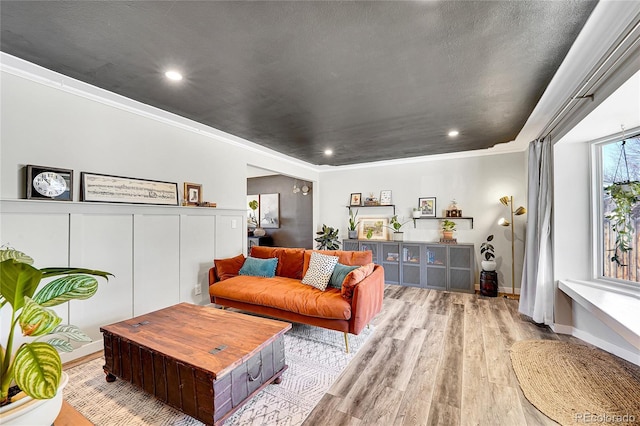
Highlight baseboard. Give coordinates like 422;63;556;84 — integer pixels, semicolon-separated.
474;283;520;295
60;340;104;364
551;324;639;366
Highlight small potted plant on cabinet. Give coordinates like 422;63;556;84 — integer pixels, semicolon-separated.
441;219;456;240
480;234;497;271
412;208;422;219
347;209;359;239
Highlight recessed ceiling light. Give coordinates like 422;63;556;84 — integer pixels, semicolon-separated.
448;130;459;137
324;149;333;156
165;70;183;81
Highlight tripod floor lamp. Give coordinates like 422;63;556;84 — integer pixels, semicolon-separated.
498;196;526;297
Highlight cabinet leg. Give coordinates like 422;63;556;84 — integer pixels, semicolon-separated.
273;376;282;384
103;365;117;383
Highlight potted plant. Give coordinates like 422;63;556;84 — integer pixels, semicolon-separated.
0;247;111;424
480;234;497;271
441;219;456;240
412;208;422;219
387;215;410;242
605;181;640;266
248;199;266;237
315;225;341;250
347;209;359;239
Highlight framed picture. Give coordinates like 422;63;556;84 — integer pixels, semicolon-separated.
184;182;202;206
26;165;73;201
419;197;436;217
260;193;280;228
350;193;362;206
380;190;392;205
358;217;389;240
80;172;178;205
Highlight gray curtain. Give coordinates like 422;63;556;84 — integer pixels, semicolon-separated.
519;137;554;324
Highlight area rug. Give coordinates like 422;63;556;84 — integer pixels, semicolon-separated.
64;323;373;425
510;340;640;426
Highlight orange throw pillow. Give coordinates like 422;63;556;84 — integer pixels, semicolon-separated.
341;263;375;302
214;254;246;281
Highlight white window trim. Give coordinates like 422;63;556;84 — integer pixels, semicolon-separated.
589;125;640;297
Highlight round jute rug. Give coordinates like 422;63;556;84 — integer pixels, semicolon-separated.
510;340;640;426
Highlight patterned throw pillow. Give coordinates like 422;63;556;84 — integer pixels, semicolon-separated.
301;252;339;291
329;263;359;289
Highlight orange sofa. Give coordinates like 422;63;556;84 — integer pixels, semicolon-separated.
209;246;384;350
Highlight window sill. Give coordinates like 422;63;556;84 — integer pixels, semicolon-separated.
558;279;639;350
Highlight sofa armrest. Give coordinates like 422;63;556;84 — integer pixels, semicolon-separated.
349;265;384;335
209;267;219;286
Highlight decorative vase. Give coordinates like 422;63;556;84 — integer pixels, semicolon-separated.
443;230;454;240
252;227;266;237
392;232;404;242
481;260;497;271
348;230;358;239
0;372;68;425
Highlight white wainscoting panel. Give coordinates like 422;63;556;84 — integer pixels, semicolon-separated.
179;215;216;305
133;214;180;316
215;213;245;258
69;213;134;340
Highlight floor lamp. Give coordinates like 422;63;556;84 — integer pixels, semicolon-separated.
498;196;526;298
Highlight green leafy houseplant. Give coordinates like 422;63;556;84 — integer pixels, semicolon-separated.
348;209;359;232
387;215;410;233
248;199;259;227
441;219;456;232
605;181;640;265
480;235;495;261
315;225;341;250
0;247;111;406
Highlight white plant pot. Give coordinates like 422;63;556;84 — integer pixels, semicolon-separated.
392;232;404;242
0;372;69;426
412;211;422;219
481;260;497;271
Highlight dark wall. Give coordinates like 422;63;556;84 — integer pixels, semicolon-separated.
248;175;313;248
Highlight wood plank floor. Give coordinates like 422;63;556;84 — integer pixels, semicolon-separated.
304;285;577;426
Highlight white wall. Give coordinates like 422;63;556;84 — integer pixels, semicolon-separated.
318;151;527;290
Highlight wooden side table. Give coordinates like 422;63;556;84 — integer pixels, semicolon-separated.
480;270;498;297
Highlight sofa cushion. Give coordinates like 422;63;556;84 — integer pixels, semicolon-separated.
342;263;376;302
214;254;246;281
250;246;305;279
210;275;352;320
239;256;278;278
329;263;359;289
301;252;339;291
302;250;372;276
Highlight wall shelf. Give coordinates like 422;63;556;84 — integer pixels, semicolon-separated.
346;204;396;215
412;216;474;229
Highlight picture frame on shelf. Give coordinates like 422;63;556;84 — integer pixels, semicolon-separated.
80;172;179;205
357;217;389;240
184;182;202;206
419;197;436;217
26;165;73;201
350;193;362;206
379;190;392;205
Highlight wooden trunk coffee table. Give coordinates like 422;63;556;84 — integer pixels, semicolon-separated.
100;303;291;425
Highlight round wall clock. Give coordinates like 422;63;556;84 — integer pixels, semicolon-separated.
26;165;73;201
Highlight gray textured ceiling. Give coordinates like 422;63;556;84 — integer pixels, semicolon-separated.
1;1;597;166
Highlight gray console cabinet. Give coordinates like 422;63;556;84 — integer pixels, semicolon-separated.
343;240;474;293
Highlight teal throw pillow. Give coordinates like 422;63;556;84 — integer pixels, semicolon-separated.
239;256;278;278
329;263;359;289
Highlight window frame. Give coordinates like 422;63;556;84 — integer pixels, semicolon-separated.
590;126;640;296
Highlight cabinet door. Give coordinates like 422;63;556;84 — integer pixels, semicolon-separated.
342;240;359;251
448;245;474;293
359;241;379;264
424;245;447;290
380;243;400;284
401;243;421;287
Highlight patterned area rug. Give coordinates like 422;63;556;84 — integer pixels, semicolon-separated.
64;323;373;425
510;340;640;426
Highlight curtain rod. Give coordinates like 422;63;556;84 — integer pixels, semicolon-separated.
538;18;640;140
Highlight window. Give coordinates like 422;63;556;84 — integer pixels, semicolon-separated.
597;133;640;284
